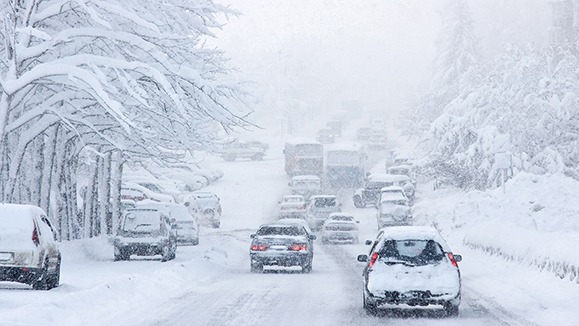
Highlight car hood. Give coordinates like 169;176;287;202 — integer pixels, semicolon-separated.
367;261;460;295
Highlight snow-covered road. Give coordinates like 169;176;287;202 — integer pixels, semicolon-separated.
1;142;576;326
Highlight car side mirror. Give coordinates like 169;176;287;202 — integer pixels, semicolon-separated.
309;234;317;240
356;220;360;224
250;234;256;239
357;254;368;262
365;240;373;245
184;202;190;207
454;254;462;262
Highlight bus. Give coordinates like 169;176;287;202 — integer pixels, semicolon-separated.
284;139;324;176
325;142;367;188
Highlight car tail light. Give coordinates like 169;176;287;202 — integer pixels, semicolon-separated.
368;252;379;268
32;222;39;247
447;252;459;268
251;244;267;251
289;244;307;251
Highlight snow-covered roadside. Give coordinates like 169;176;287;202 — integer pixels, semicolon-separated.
410;172;579;325
413;172;579;284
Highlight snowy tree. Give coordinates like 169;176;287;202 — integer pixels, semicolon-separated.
0;0;250;239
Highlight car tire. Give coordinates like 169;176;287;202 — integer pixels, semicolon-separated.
444;302;459;317
114;248;130;261
212;221;220;228
302;262;312;273
250;262;263;273
191;238;199;246
363;293;377;316
353;196;363;208
161;245;171;262
47;258;61;289
32;259;49;290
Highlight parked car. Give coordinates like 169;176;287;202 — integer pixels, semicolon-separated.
289;175;322;201
249;223;316;273
353;174;413;208
278;195;307;219
356;127;372;140
220;141;267;161
185;191;222;228
320;213;359;244
376;193;412;228
121;182;176;203
305;195;341;230
357;226;462;316
137;201;199;246
0;204;61;290
114;208;177;261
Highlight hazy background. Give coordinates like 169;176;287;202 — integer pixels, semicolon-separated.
211;0;551;135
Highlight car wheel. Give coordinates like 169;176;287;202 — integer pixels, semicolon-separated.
114;248;130;261
444;302;459;317
363;293;377;316
32;259;49;290
161;245;171;262
191;238;199;246
47;258;61;289
212;221;220;228
250;262;263;273
302;262;312;273
353;196;363;208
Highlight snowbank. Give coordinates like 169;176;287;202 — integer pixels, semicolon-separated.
413;172;579;283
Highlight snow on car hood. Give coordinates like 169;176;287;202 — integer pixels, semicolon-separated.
367;260;460;295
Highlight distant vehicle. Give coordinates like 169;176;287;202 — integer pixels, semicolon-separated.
326;120;343;137
184;191;222;228
368;130;387;149
284;139;324;176
114;208;177;261
278;195;307;219
353;173;413;208
121;182;176;203
357;127;372;140
316;128;335;144
376;193;412;228
289;175;322;201
320;213;359;244
137;201;199;246
325;143;367;188
378;185;411;205
250;224;316;273
220;141;267;161
305;195;341;230
387;165;416;185
0;204;61;290
357;226;462;316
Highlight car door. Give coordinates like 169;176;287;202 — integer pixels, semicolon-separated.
38;214;60;271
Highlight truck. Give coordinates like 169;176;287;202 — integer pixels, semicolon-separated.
284;139;324;176
325;143;366;188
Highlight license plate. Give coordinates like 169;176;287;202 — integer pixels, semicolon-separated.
270;245;287;251
0;252;12;261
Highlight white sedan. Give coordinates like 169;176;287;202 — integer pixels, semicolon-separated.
320;213;359;244
278;195;307;218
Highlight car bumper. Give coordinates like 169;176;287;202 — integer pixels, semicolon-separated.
250;251;310;267
366;288;461;307
114;238;168;256
0;266;43;284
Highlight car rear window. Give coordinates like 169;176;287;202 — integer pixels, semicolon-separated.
378;239;444;265
122;210;161;233
313;197;336;207
257;226;305;236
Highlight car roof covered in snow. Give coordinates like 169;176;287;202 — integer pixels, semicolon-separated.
368;173;411;183
379;192;408;202
291;175;320;181
377;226;451;251
285;138;321;145
310;195;337;199
0;204;45;227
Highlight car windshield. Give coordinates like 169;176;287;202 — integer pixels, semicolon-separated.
330;215;353;221
378;240;444;265
313;197;337;207
293;181;319;188
122;210;161;233
257;226;305;236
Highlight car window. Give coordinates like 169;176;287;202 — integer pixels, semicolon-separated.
378;239;444;265
257;226;305;236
